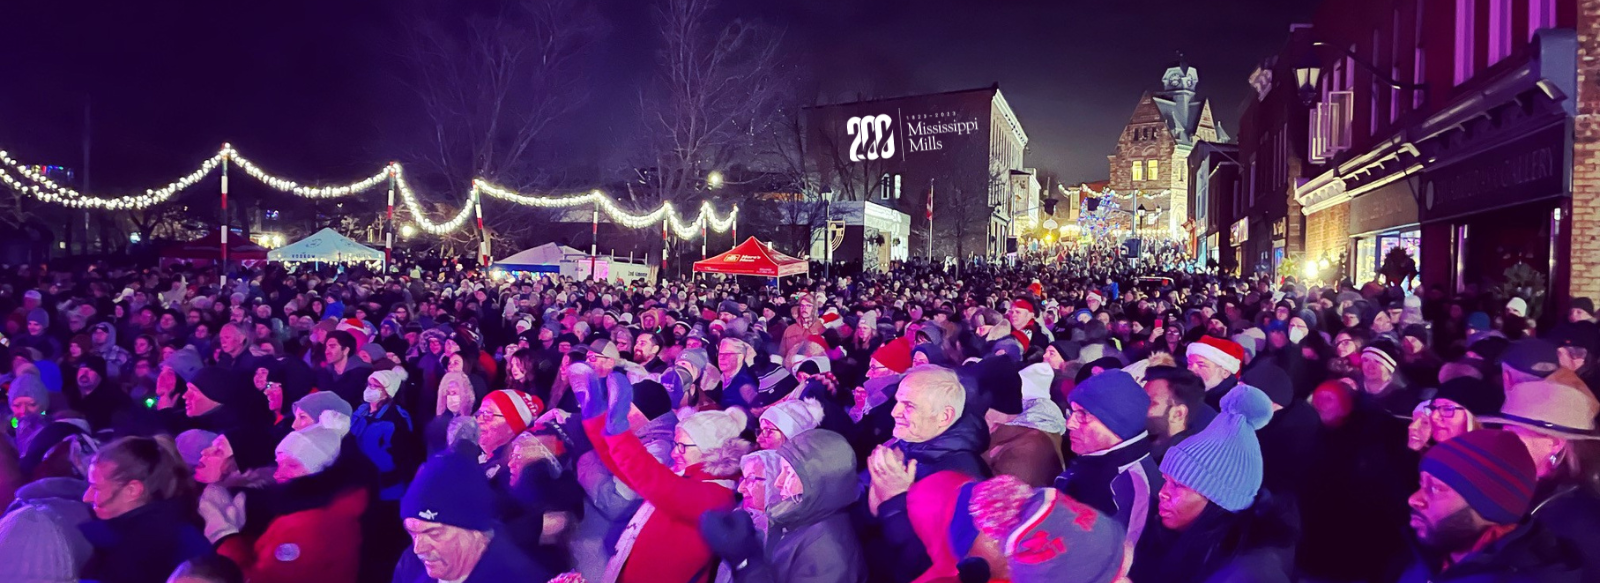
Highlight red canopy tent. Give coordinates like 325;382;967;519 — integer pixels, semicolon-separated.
693;237;809;278
160;232;269;263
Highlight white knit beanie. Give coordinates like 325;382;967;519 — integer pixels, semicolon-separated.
679;408;749;451
276;411;349;476
1018;363;1054;401
760;398;825;439
369;368;409;398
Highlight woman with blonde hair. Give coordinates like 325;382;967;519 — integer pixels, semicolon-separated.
80;435;210;583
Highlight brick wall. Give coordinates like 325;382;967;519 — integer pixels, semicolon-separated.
1304;201;1350;267
1571;0;1600;300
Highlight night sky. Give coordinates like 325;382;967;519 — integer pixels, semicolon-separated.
0;0;1318;200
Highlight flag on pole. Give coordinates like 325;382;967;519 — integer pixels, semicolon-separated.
926;182;934;221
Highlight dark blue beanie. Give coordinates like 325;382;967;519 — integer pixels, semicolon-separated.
402;451;496;532
1068;370;1150;440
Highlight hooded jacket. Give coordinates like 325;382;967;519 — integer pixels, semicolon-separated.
895;412;990;481
91;323;130;380
762;429;866;583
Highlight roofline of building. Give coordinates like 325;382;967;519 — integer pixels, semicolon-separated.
802;84;1001;110
992;88;1029;147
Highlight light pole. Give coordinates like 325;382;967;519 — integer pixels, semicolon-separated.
1294;41;1428;106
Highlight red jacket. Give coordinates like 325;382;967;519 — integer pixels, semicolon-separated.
218;478;369;583
584;417;737;583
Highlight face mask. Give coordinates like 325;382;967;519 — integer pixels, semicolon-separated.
363;387;385;404
447;394;463;411
1289;328;1308;343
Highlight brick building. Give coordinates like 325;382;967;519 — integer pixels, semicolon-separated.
803;85;1031;261
1107;62;1228;244
1233;26;1317;279
1286;0;1588;320
1187;141;1241;271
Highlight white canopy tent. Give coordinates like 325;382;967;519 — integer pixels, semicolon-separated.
268;228;385;264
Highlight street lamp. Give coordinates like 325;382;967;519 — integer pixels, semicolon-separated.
1297;41;1427;106
401;224;417;239
707;171;724;190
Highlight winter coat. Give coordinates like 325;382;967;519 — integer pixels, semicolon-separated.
730;429;866;583
350;401;421;501
1130;491;1298;583
218;441;376;583
1;477;93;574
1257;401;1319;500
1203;375;1239;411
1396;520;1582;583
1054;432;1161;554
80;498;213;583
500;455;586;575
1297;396;1417;582
983;423;1062;488
391;526;549;583
69;383;137;433
92;325;131;380
217;348;261;377
1528;484;1600;582
316;358;373;408
584;415;741;583
895;412;990;481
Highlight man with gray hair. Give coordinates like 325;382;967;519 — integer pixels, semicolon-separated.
215;321;258;376
864;364;990;582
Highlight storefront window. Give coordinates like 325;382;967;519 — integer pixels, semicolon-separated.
1355;237;1377;284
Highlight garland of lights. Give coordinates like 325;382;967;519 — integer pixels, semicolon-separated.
0;144;738;238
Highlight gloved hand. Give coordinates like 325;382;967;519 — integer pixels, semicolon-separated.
698;509;763;566
604;374;633;436
197;484;247;543
571;364;607;420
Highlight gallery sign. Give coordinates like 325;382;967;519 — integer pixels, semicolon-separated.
1420;120;1570;223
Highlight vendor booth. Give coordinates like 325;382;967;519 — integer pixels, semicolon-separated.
495;243;654;282
160;232;268;267
268;228;384;265
694;237;809;278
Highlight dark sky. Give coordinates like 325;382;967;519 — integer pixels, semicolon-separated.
0;0;1318;198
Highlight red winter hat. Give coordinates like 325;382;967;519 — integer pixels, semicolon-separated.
1012;298;1035;313
872;337;915;374
1188;336;1245;375
484;389;544;434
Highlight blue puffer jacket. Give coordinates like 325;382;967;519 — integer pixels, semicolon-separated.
350;402;421;501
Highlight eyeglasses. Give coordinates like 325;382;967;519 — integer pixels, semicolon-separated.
673;441;698;454
1425;402;1465;419
475;409;505;422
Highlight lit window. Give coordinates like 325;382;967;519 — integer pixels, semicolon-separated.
1488;0;1511;65
1146;160;1159;181
1529;0;1556;40
1132;161;1144;182
1455;0;1476;86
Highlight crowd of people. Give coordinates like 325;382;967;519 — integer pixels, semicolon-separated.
0;243;1595;583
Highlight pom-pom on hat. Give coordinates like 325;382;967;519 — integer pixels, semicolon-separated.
1187;336;1244;375
1159;384;1273;511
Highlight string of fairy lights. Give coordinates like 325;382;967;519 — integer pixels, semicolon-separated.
0;143;739;239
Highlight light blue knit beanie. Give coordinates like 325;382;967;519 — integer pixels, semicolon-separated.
1157;384;1273;512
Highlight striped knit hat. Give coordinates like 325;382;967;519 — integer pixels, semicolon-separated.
1187;336;1244;375
484;390;543;435
1159;384;1273;511
1420;429;1536;524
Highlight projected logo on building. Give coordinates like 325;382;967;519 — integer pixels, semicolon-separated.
847;114;896;162
846;111;980;162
